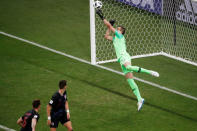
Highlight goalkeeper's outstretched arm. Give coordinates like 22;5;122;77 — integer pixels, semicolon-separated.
96;9;116;33
96;9;116;41
103;19;116;33
105;28;113;41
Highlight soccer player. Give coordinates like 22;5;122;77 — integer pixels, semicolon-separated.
96;9;159;111
17;99;41;131
47;80;73;131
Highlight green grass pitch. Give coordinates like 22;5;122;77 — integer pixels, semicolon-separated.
0;0;197;130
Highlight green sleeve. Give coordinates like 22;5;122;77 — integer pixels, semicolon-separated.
115;30;123;39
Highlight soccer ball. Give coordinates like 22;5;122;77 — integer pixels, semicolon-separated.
93;1;103;9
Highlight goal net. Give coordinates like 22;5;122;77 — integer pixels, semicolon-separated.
90;0;197;66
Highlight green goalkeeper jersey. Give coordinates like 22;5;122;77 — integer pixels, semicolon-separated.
113;30;128;59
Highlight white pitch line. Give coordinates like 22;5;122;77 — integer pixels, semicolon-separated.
1;31;197;101
0;125;16;131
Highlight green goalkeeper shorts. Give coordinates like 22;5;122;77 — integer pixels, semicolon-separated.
118;53;131;65
118;53;132;74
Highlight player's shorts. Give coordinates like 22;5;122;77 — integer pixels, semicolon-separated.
50;110;70;128
118;53;131;65
118;53;132;74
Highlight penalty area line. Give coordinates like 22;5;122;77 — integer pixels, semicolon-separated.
0;124;16;131
0;31;197;101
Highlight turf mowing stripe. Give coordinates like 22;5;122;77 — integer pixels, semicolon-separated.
1;31;197;101
0;124;16;131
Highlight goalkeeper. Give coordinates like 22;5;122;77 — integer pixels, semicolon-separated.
96;9;159;111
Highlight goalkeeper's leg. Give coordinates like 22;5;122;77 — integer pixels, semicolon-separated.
124;62;159;77
119;54;159;77
121;65;144;111
126;73;142;102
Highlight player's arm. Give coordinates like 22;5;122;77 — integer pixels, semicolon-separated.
47;94;57;125
46;104;52;125
95;9;116;33
17;117;23;127
104;28;113;41
105;20;122;39
65;101;70;119
103;19;116;33
31;118;37;131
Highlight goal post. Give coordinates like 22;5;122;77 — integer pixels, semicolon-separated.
90;0;197;66
90;0;96;65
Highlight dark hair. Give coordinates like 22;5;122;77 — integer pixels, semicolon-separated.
118;26;126;35
59;80;67;89
32;99;41;108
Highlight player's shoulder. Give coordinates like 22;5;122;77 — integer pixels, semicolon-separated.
115;30;124;39
23;109;35;118
52;91;60;98
32;109;40;119
26;109;32;113
24;110;33;115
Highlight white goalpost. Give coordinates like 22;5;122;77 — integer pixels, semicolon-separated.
90;0;197;66
90;0;96;65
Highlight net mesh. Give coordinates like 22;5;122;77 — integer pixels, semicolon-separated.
162;0;197;62
94;0;197;64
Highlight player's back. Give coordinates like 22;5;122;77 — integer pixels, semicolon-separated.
21;109;39;131
50;91;67;113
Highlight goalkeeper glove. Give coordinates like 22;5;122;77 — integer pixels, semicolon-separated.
96;9;104;20
109;20;116;26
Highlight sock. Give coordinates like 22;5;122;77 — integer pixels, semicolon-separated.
127;79;142;102
126;65;151;74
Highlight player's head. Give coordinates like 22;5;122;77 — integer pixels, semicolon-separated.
117;26;126;35
59;80;67;90
32;99;41;109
